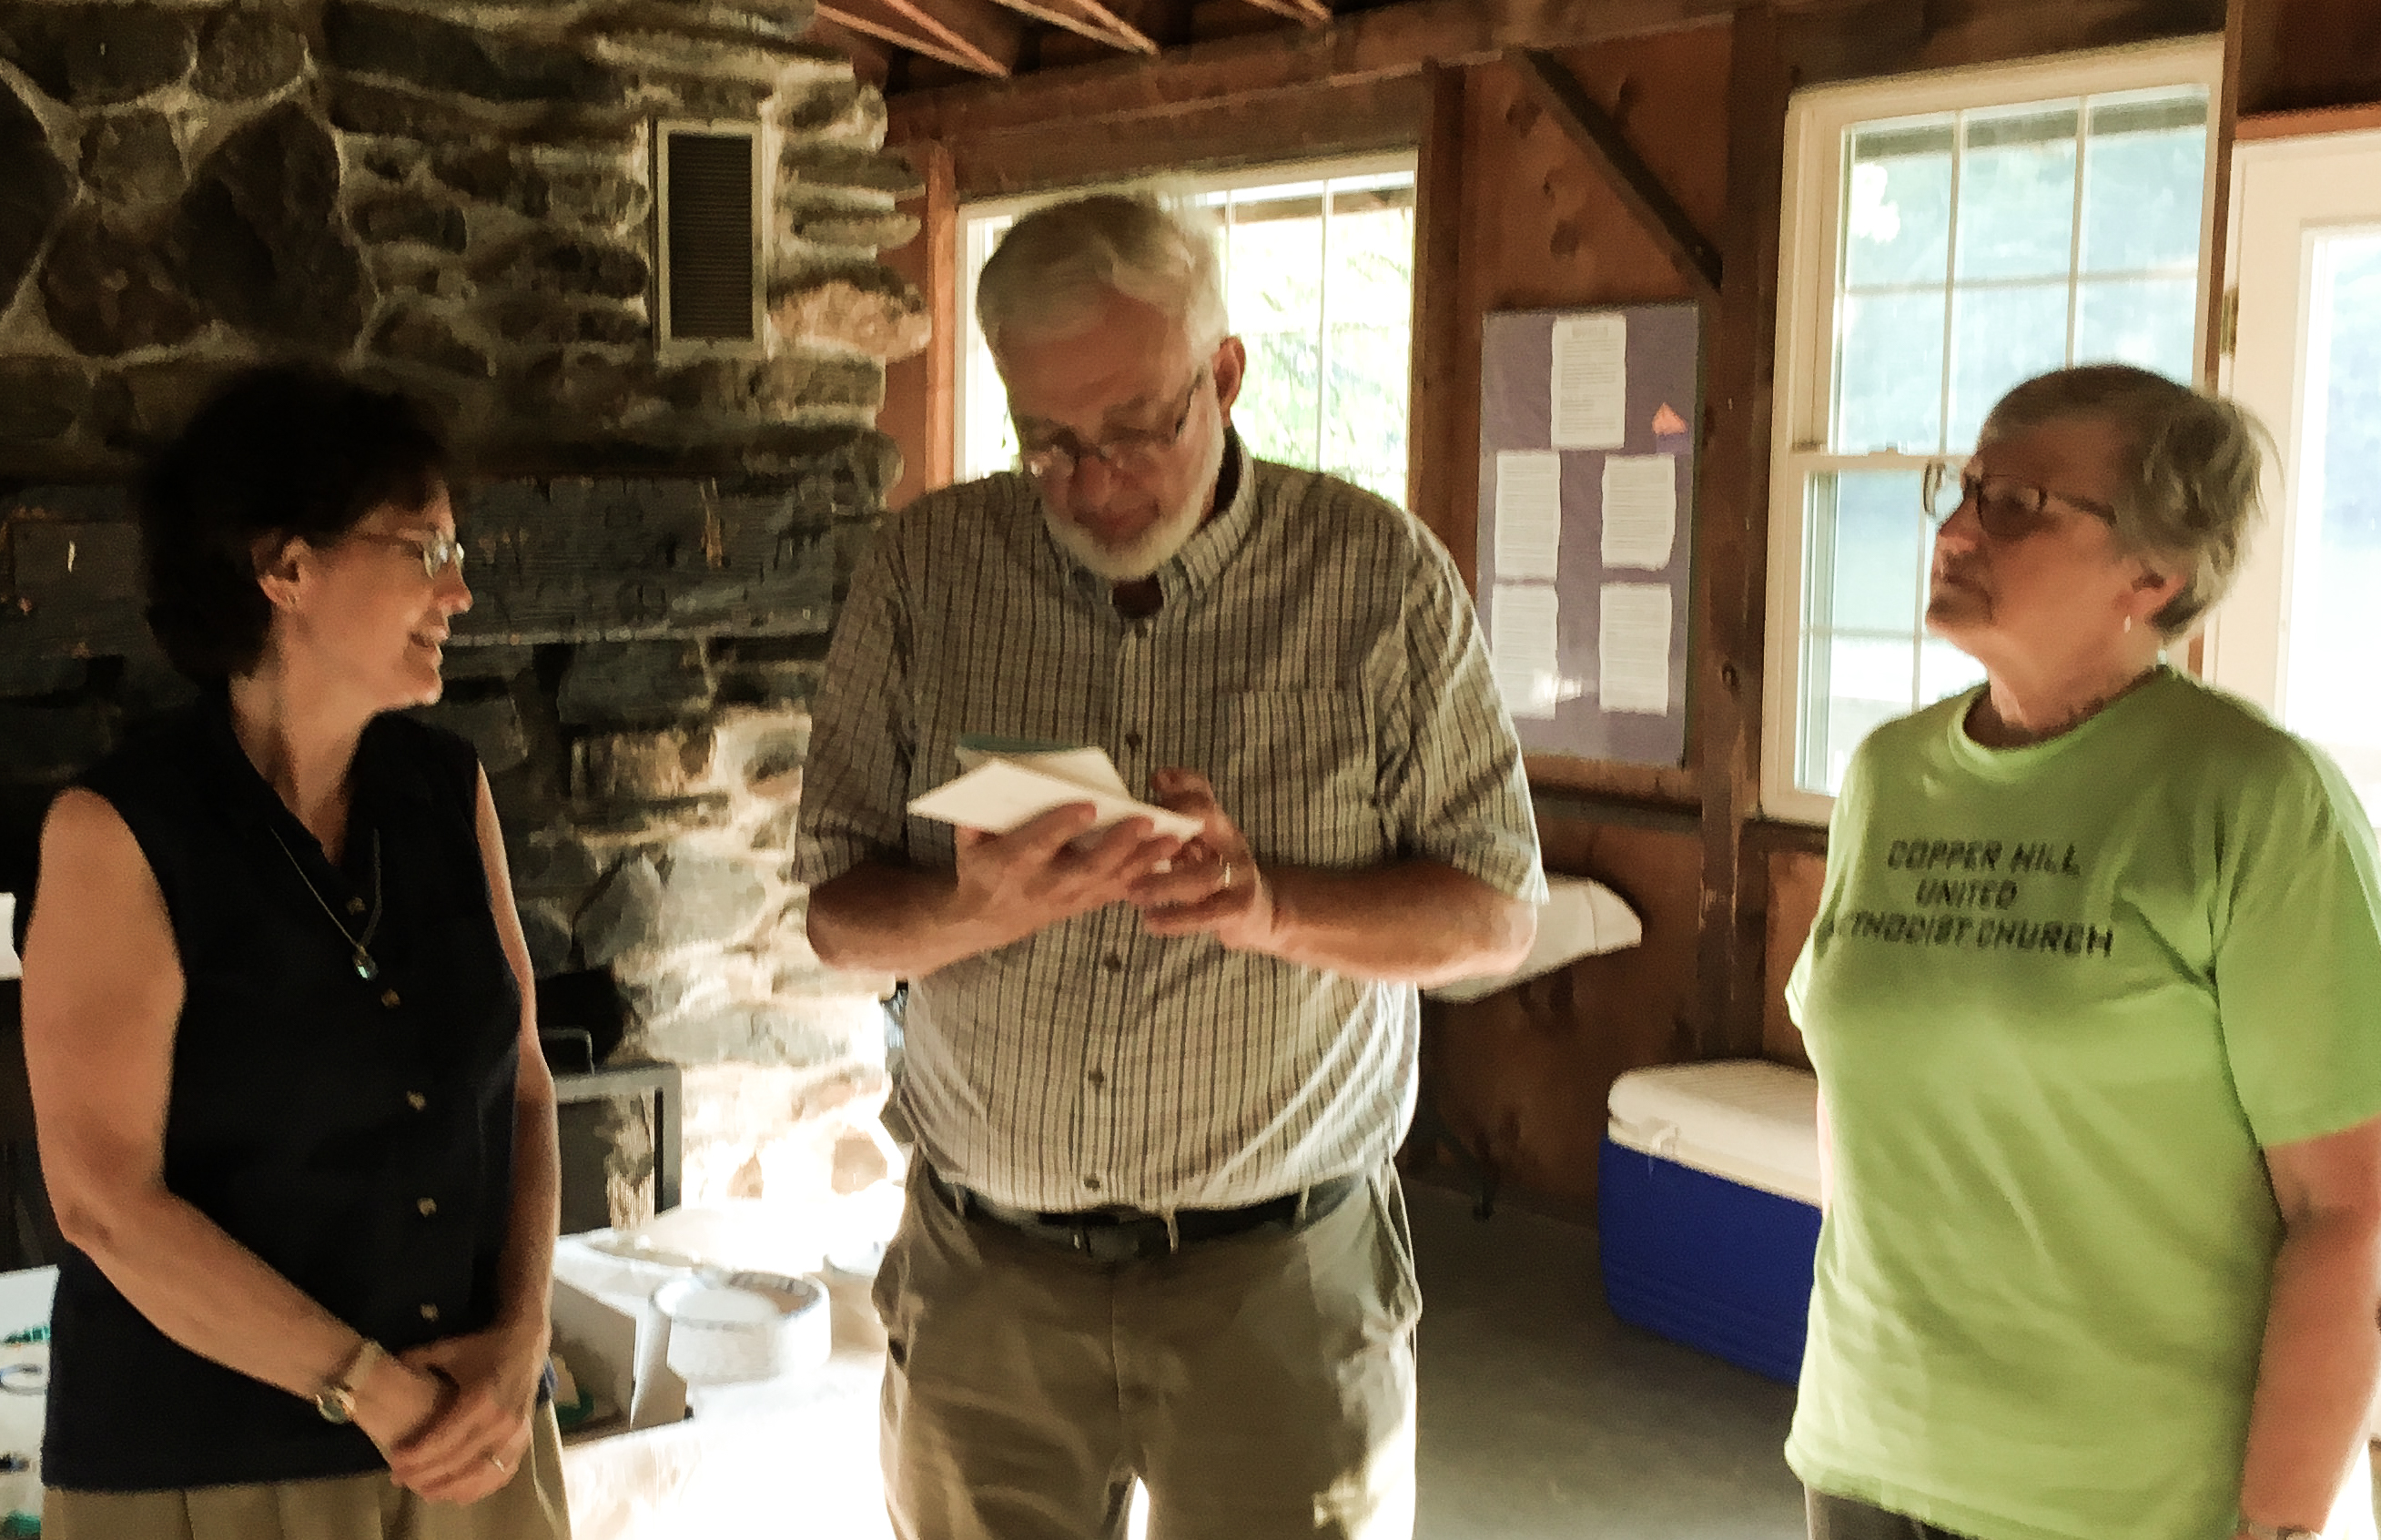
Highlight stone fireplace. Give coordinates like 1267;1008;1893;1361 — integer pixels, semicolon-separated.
0;0;923;1226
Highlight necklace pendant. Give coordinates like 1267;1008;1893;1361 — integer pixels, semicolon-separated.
354;951;379;982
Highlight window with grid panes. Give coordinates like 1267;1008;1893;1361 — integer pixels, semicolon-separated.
957;156;1417;504
1762;43;2222;821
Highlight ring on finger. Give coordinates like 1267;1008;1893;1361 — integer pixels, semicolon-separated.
487;1454;508;1473
1220;861;1235;892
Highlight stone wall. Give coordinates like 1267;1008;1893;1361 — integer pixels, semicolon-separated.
0;0;923;1224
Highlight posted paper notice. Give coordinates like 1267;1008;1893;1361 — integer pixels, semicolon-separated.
1494;451;1564;582
1551;313;1627;450
1490;584;1562;721
1598;583;1671;716
1600;454;1677;570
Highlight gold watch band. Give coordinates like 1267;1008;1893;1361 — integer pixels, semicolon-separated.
314;1337;385;1425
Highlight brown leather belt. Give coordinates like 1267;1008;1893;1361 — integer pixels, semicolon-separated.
923;1165;1360;1263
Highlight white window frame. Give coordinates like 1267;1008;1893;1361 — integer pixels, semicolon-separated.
953;151;1420;489
2205;127;2381;826
1760;38;2225;826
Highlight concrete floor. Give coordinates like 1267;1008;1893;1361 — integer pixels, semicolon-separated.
567;1178;2375;1540
1407;1177;1805;1540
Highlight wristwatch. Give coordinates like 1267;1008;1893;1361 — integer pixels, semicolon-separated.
2239;1521;2323;1540
313;1337;386;1425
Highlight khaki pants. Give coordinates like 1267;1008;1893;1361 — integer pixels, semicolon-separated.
874;1163;1421;1540
45;1403;571;1540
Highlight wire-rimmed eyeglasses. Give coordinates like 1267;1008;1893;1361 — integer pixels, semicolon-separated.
353;531;467;580
1018;367;1208;483
1921;460;2117;542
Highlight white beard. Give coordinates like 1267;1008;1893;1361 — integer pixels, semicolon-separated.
1043;492;1206;581
1041;425;1227;582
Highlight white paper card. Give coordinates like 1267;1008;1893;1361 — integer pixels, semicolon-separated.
1493;451;1564;582
909;757;1205;841
1490;584;1562;721
1550;314;1627;450
954;744;1130;799
1600;454;1677;570
1598;583;1672;716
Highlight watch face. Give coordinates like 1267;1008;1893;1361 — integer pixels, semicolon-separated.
316;1389;356;1425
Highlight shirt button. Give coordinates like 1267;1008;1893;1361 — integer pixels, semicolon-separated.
417;1198;438;1217
406;1092;427;1111
1102;953;1124;973
1082;1175;1102;1193
419;1302;441;1322
1086;1069;1106;1089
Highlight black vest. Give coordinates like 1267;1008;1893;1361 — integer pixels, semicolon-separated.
44;696;522;1491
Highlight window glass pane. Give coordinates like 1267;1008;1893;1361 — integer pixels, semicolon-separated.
1844;121;1954;289
1803;634;1919;795
1920;640;1987;704
2074;275;2196;379
1226;202;1324;466
2080;95;2208;274
2284;228;2381;824
1837;290;1946;453
1948;280;2069;448
1814;470;1927;632
1321;198;1413;503
1954;106;2079;282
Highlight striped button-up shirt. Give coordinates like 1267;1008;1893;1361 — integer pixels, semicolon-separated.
794;437;1544;1211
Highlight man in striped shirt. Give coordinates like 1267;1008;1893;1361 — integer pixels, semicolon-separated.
795;191;1543;1540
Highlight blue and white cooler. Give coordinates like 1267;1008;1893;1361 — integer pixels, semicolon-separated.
1597;1059;1821;1383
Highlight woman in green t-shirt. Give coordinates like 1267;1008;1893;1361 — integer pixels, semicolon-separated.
1788;365;2381;1540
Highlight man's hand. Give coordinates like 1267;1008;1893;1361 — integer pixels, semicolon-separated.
954;803;1184;939
1130;769;1276;952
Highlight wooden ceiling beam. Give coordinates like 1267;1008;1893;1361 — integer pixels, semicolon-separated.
818;0;1024;76
1232;0;1334;25
1512;48;1721;303
983;0;1158;54
807;11;893;85
887;0;1736;141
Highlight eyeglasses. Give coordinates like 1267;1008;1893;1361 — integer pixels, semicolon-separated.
353;531;467;580
1018;368;1207;483
1921;460;2116;542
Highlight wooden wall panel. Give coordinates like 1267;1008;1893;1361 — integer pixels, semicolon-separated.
1762;847;1824;1069
880;140;956;511
2232;0;2381;115
1423;821;1703;1206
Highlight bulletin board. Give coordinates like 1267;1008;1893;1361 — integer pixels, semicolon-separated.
1474;303;1701;765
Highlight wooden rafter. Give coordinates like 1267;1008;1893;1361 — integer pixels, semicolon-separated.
887;0;1740;141
1232;0;1332;25
984;0;1158;54
816;0;1022;76
1512;48;1722;301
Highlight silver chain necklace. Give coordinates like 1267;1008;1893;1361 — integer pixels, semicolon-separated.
269;826;384;982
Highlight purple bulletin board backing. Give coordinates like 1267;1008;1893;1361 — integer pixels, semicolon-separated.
1475;303;1701;765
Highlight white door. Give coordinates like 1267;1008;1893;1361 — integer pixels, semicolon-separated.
2211;128;2381;824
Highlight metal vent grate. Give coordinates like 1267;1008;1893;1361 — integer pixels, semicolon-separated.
664;130;755;341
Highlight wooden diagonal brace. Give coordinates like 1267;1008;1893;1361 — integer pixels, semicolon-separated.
1513;48;1722;303
982;0;1157;54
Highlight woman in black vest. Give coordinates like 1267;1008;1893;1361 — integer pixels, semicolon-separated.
20;366;569;1537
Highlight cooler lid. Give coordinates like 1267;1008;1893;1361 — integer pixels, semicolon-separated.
1606;1059;1820;1204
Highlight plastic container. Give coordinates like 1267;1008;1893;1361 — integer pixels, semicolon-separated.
1597;1059;1822;1383
654;1271;831;1383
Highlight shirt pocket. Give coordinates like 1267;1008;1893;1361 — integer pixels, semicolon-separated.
1219;690;1384;869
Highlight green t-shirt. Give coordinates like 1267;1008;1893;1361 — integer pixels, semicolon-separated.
1786;668;2381;1540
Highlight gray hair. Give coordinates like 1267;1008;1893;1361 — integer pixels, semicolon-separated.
977;190;1229;360
1980;364;2273;638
